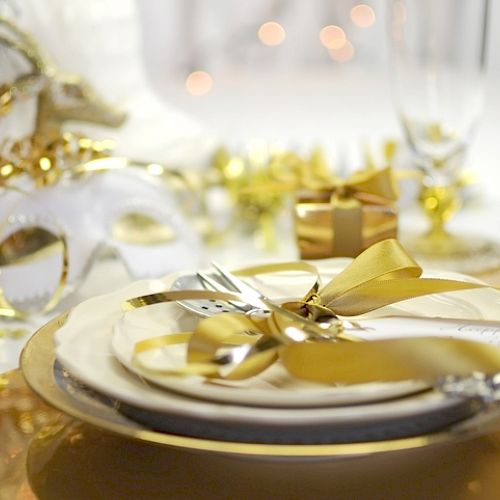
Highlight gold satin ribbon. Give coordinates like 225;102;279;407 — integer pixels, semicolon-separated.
124;239;500;385
281;337;500;384
245;161;400;201
326;166;400;202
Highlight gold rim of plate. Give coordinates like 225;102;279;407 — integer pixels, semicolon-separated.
19;312;491;458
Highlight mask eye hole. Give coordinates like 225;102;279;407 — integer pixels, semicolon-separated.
0;226;60;266
0;189;69;313
0;224;66;313
111;213;177;246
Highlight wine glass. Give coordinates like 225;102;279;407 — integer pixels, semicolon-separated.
389;0;489;258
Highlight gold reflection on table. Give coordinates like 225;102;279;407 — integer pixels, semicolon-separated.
0;370;62;500
0;370;499;499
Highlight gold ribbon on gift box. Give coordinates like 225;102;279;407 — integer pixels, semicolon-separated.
208;146;337;249
295;166;400;259
123;239;500;386
210;144;401;255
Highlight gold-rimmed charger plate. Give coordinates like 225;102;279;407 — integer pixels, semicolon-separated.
20;313;500;459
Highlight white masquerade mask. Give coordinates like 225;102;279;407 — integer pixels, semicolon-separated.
0;163;203;315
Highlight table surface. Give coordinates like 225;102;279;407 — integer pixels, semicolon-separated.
0;368;499;500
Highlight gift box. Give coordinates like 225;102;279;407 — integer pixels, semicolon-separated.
294;167;399;259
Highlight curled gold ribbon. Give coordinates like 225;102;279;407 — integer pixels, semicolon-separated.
124;239;500;385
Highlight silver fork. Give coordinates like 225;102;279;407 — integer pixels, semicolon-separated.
198;262;346;343
189;264;369;376
196;268;265;315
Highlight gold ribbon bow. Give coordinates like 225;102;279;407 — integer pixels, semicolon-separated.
124;239;500;385
326;165;400;202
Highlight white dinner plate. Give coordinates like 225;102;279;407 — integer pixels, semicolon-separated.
54;261;500;428
20;314;484;447
111;266;425;408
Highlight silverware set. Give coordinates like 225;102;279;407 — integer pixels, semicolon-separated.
173;265;500;405
195;262;345;342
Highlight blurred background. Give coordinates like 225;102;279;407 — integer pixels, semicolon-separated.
2;0;499;171
1;0;500;209
137;0;500;188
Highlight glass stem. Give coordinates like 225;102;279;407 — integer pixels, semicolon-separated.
419;183;461;239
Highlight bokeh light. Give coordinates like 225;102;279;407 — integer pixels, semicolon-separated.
329;40;355;62
319;25;346;50
393;0;407;25
185;71;213;96
350;4;376;28
258;21;286;46
147;163;164;176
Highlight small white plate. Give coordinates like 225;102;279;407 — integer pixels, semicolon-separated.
110;265;500;408
112;312;427;408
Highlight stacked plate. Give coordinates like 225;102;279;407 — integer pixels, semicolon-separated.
31;262;500;446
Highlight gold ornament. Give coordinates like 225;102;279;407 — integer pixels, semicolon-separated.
0;16;126;141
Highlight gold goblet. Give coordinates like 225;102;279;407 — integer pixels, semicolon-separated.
389;0;490;260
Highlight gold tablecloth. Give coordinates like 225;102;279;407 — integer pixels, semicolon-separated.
0;369;499;500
